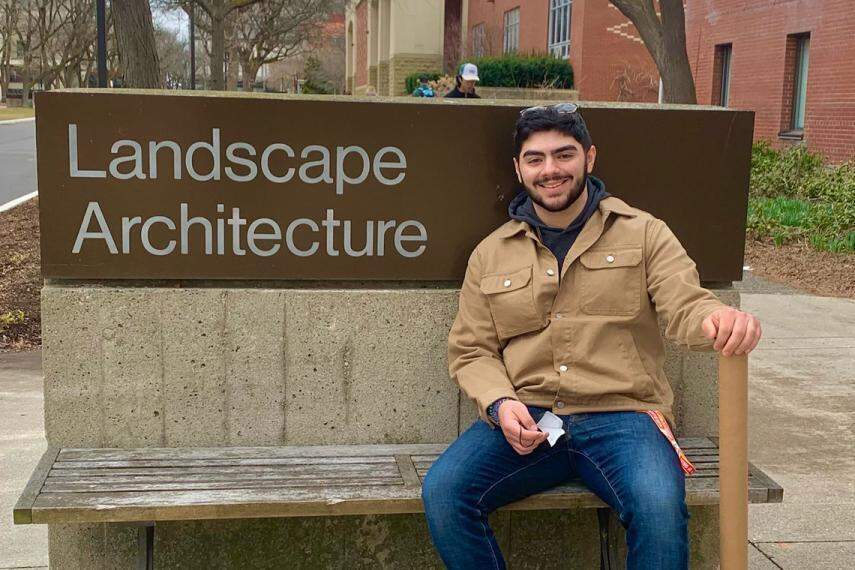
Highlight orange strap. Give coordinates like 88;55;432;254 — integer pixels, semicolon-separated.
644;410;697;475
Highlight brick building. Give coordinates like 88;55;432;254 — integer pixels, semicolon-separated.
686;0;855;163
345;0;457;96
346;0;853;163
468;0;660;102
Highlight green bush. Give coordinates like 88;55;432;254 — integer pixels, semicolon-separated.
405;72;442;95
466;54;573;89
748;142;854;252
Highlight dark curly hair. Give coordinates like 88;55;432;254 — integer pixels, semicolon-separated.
513;107;593;158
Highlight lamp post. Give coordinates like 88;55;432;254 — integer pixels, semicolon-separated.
96;0;107;87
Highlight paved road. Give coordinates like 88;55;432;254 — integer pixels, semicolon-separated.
0;120;37;207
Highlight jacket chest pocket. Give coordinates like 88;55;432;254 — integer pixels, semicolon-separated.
577;247;643;316
480;265;545;341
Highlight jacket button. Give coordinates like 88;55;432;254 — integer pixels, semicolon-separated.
503;279;512;287
554;313;563;320
556;401;566;409
559;364;568;372
546;269;555;276
606;255;615;263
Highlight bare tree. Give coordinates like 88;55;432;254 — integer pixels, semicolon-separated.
113;0;161;87
609;0;697;104
154;23;187;88
181;0;260;90
0;0;19;102
231;0;332;92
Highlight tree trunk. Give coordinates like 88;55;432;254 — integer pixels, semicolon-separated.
209;0;225;90
610;0;697;104
658;0;696;103
112;0;162;88
225;17;238;90
241;59;259;92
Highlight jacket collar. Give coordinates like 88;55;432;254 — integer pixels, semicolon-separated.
496;195;637;239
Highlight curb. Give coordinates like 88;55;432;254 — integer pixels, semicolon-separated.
0;117;35;126
0;191;38;213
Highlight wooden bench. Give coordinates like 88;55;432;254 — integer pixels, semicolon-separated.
16;437;782;569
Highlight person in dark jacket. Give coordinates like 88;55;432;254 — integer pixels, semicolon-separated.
445;63;481;99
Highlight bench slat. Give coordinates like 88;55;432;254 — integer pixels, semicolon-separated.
17;440;783;525
56;444;447;462
51;457;401;469
13;446;60;524
45;471;401;485
42;477;405;493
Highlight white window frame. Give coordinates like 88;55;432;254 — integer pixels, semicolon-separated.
719;44;732;107
472;23;487;58
503;7;520;54
548;0;572;59
791;35;810;131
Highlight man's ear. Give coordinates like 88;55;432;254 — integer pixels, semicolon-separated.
586;145;597;173
513;157;522;183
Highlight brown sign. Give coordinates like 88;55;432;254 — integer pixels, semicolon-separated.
36;91;753;281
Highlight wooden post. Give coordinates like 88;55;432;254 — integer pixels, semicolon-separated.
719;354;748;569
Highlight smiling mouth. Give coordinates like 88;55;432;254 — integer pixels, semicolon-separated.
537;177;570;191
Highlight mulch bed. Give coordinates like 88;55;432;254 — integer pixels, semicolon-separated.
0;198;41;350
0;198;852;351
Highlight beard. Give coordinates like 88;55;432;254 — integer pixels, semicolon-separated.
523;160;589;213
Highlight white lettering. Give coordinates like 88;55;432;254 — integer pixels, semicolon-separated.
286;218;320;257
335;145;370;195
73;202;117;254
141;216;177;256
247;218;282;257
185;128;221;182
394;220;427;258
68;124;107;179
373;146;407;186
261;143;295;183
225;142;258;182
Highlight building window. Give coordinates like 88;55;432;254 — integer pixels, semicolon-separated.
713;44;732;106
472;23;487;58
780;33;810;138
548;0;572;59
503;7;520;54
791;35;810;131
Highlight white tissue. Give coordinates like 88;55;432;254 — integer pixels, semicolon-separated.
537;411;566;446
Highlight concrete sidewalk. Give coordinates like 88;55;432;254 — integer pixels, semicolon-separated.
0;350;47;569
1;284;853;568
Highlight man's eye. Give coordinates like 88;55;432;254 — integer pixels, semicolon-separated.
557;153;573;160
527;158;542;165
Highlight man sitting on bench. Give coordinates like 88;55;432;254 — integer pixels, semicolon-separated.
421;104;762;569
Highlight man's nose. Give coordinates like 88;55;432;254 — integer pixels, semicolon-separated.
541;157;561;175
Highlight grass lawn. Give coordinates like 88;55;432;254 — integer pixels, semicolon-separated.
0;107;35;121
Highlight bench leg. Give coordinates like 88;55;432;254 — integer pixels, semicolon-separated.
137;522;154;570
597;508;614;570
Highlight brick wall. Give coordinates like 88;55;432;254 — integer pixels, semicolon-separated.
467;0;549;57
568;0;659;102
356;1;368;88
466;0;659;102
389;53;443;95
686;0;855;164
378;61;390;95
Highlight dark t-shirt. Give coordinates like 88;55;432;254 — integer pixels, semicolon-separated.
444;87;481;99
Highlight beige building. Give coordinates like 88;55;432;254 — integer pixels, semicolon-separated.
345;0;468;95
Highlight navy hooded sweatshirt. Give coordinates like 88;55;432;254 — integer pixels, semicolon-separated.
507;175;611;272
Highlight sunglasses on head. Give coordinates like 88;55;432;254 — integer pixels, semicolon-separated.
519;102;579;117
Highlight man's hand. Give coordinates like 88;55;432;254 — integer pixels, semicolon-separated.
497;400;548;455
702;307;762;356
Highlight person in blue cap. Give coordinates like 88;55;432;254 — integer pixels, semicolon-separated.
412;74;436;97
445;63;481;98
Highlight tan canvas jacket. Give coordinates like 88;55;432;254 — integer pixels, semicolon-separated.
448;195;728;428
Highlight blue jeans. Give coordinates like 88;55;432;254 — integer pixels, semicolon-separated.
422;408;688;569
